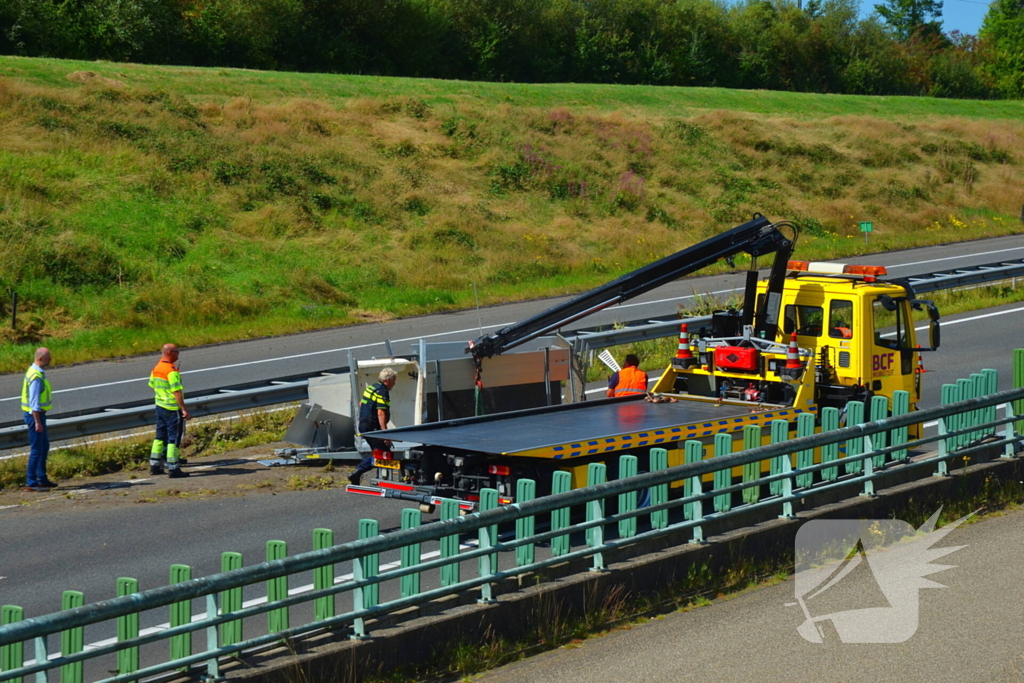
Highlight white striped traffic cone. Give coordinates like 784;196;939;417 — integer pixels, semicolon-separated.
676;323;692;359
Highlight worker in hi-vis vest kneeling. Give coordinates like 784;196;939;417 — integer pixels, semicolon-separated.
148;343;191;478
607;354;649;397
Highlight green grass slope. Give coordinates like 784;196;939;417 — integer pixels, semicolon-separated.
1;56;1022;371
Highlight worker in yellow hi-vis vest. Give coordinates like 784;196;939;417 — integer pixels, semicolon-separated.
21;347;56;491
148;343;191;478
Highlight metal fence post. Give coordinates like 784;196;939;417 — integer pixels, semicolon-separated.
219;552;243;653
115;579;139;675
515;479;536;566
550;471;571;556
60;591;83;683
870;395;888;467
1;605;23;683
440;500;461;584
742;424;761;503
957;378;973;448
683;440;705;544
971;373;985;443
204;592;220;681
400;510;422;597
821;407;840;480
478;488;499;602
779;450;795;519
769;419;788;495
587;463;607;571
266;541;289;634
169;565;192;669
1015;349;1024;435
352;519;379;639
892;390;910;461
617;455;638;540
983;369;998;437
795;413;815;488
1004;402;1018;459
649;447;669;529
845;401;864;474
33;636;47;683
713;434;732;512
313;529;335;621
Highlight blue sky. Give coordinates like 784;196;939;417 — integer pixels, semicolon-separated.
860;0;993;35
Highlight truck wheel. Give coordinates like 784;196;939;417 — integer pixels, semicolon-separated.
419;503;435;515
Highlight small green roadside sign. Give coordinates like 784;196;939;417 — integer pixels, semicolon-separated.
859;221;873;232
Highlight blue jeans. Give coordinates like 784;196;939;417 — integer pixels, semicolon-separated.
23;412;49;487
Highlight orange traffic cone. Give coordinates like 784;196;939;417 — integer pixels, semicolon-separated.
676;323;692;359
785;332;802;370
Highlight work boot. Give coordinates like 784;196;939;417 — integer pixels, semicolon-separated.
347;472;362;486
168;468;190;479
150;465;165;476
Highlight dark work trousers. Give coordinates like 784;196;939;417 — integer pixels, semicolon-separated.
355;435;389;475
23;412;49;487
153;406;185;469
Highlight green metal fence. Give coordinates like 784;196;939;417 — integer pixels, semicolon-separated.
2;360;1023;683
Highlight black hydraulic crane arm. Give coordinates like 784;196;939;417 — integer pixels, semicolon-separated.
468;213;797;360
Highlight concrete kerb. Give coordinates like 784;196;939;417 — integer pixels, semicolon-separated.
197;441;1022;683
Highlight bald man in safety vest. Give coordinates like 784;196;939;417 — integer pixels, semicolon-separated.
148;344;191;478
606;354;648;398
22;347;56;491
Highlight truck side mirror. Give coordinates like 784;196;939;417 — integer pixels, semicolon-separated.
910;299;940;351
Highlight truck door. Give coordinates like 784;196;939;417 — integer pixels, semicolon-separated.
870;295;914;390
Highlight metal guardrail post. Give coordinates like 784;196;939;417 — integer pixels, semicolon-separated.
870;396;888;467
983;369;998;437
769;419;788;495
61;591;85;683
400;511;422;597
650;448;668;529
617;456;638;540
713;434;732;513
352;520;378;640
742;424;761;502
169;565;192;670
219;552;243;653
515;479;536;566
266;542;289;634
586;464;607;572
1004;402;1018;459
892;390;910;461
821;407;839;480
550;471;571;556
478;488;498;603
795;413;814;488
0;606;23;683
204;593;220;681
115;578;139;675
313;530;335;621
439;501;461;585
33;636;47;683
1015;349;1024;435
846;401;864;474
683;441;701;522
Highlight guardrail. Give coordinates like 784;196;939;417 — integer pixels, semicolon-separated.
0;381;308;452
2;359;1022;683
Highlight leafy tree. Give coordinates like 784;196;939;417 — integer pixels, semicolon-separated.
874;0;943;41
980;0;1024;96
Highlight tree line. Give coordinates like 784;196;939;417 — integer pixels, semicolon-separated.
1;0;1021;99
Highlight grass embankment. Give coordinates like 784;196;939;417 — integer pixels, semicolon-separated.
0;408;291;490
0;57;1023;372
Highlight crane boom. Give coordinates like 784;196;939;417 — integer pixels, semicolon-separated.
468;214;796;360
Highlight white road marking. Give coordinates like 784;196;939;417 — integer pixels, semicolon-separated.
4;243;1022;403
884;245;1024;270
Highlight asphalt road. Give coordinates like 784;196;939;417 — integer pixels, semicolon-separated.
3;234;1024;424
478;507;1024;683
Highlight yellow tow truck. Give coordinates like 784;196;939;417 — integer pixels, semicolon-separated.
346;214;940;507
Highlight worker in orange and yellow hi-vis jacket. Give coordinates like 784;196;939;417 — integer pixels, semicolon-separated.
606;354;649;398
148;343;191;478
